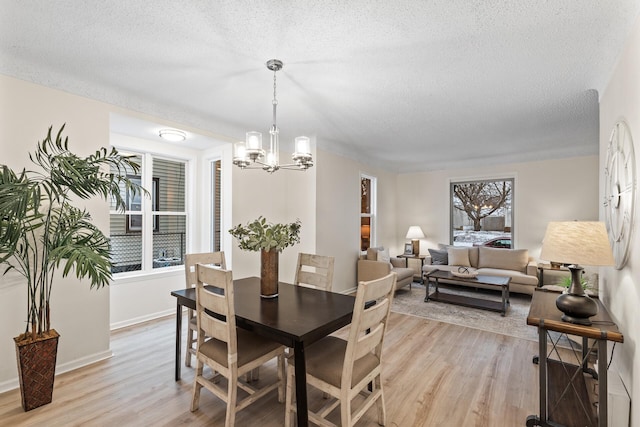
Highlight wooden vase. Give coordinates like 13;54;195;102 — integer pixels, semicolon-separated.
260;248;279;298
14;329;60;411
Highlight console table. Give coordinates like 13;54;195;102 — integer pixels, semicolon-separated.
526;289;623;427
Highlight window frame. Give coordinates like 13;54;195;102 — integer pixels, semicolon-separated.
360;173;377;253
110;150;190;276
449;177;514;248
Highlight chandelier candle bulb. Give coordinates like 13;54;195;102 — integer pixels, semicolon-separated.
234;142;247;159
295;136;311;156
246;131;262;151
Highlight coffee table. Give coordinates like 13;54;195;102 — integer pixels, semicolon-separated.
425;269;511;316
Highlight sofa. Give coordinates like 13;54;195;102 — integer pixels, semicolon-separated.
357;247;415;290
422;245;539;295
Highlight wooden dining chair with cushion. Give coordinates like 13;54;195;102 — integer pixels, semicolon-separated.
294;253;335;291
284;272;397;427
191;264;286;426
184;252;226;367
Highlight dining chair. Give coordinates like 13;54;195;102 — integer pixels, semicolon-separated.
294;253;335;291
284;272;397;427
191;264;286;426
184;252;226;367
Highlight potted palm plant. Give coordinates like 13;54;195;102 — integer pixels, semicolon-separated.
229;216;301;297
0;125;142;411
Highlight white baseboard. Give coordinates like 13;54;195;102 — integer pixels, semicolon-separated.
0;349;113;394
110;308;175;330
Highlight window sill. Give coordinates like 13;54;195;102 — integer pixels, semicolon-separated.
112;266;183;285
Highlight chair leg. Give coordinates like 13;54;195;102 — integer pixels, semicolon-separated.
190;360;204;412
375;375;386;426
252;367;260;381
185;326;194;367
226;374;238;427
340;389;352;427
284;364;295;427
277;354;285;403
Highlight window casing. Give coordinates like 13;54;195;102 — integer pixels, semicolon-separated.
450;178;514;247
110;153;188;273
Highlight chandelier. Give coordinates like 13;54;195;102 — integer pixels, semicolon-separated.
233;59;314;172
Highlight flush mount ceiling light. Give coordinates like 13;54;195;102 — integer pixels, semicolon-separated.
159;128;187;142
233;59;313;173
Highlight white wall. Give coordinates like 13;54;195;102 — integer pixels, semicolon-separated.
395;156;600;258
0;75;112;390
315;149;398;293
108;132;205;329
599;13;640;426
0;75;236;390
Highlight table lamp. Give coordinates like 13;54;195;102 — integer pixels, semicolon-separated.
540;221;614;325
406;226;425;256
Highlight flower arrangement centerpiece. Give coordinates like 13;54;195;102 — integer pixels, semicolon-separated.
229;216;301;297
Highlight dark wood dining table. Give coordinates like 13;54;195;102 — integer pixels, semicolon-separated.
170;276;358;427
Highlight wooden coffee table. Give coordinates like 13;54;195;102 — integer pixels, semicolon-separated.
425;269;511;316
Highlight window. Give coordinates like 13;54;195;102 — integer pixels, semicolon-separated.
110;153;188;273
450;178;513;247
360;174;376;251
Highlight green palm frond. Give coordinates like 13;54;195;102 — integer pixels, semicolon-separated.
0;125;143;339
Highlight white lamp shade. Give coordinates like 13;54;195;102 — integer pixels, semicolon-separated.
406;226;425;240
540;221;614;266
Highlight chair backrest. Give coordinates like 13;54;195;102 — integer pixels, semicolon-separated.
294;253;335;291
342;272;396;387
194;264;237;355
185;252;226;289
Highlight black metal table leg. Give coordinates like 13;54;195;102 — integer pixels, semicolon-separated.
293;341;308;427
175;301;182;381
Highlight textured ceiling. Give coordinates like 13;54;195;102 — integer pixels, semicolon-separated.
1;1;639;172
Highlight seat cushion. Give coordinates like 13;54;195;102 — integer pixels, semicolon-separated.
392;267;415;282
199;328;282;368
290;336;380;388
476;268;539;286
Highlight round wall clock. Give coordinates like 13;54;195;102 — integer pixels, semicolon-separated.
604;120;636;269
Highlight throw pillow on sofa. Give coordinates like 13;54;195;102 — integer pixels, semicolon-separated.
477;246;528;272
447;247;471;267
377;248;391;264
367;246;384;260
428;248;448;265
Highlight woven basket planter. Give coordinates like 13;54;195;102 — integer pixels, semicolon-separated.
14;329;59;411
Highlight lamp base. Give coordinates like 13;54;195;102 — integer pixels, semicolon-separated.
555;293;598;326
411;239;420;256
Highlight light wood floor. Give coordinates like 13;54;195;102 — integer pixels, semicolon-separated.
0;311;541;426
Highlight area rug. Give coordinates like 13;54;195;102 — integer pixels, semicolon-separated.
392;282;570;345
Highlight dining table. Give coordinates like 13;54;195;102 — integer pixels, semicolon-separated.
170;276;358;427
